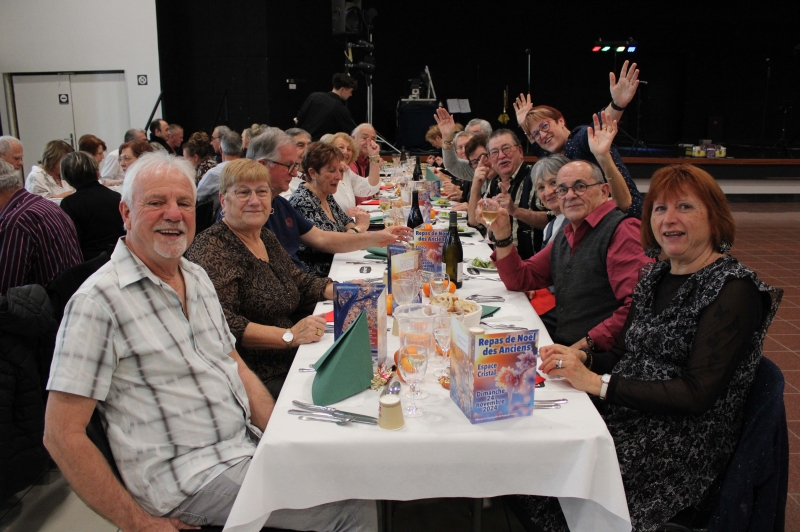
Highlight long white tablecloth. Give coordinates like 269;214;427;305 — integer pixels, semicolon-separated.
223;231;631;532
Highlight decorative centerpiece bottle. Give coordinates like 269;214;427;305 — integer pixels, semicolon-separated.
407;190;424;229
443;211;463;287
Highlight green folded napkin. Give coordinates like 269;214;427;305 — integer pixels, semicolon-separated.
363;254;387;260
370;214;384;222
365;246;388;257
425;167;440;181
312;311;374;406
481;305;501;318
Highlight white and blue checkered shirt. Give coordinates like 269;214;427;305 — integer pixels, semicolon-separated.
48;239;259;515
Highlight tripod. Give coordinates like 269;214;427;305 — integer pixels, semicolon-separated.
772;102;793;158
622;81;653;156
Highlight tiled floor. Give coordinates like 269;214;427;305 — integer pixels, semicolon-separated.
1;204;797;532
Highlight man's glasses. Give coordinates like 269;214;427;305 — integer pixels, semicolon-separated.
554;182;603;199
528;120;551;141
488;144;519;159
468;153;489;168
232;187;271;201
265;159;299;173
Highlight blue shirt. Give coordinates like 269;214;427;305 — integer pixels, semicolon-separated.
266;195;314;271
532;121;643;219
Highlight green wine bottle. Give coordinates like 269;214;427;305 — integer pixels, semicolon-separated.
443;211;463;288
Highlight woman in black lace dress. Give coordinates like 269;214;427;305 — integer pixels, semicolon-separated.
511;164;782;532
289;142;371;276
185;159;334;397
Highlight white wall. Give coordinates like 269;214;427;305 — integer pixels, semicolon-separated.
0;0;161;144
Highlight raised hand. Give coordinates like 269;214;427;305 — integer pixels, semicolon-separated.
609;60;639;110
587;110;618;158
513;93;534;128
350;207;371;229
495;180;516;215
433;107;457;141
367;139;381;157
476;197;510;237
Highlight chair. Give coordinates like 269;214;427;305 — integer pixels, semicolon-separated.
659;357;789;532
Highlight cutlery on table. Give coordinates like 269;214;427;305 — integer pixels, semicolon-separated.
297;415;351;426
292;400;379;424
465;294;505;302
467;267;498;276
465;275;502;282
534;398;568;404
480;321;526;330
533;404;561;409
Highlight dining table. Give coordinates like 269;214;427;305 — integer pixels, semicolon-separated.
222;195;632;532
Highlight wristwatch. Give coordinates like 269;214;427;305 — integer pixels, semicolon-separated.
585;335;597;352
599;374;611;400
282;329;294;348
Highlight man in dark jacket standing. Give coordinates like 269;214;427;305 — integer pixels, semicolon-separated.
296;73;358;140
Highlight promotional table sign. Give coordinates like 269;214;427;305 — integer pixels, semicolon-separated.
387;244;422;312
449;320;539;424
333;283;387;372
414;228;448;273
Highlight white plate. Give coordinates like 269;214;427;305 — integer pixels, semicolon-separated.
469;259;497;272
438;211;467;219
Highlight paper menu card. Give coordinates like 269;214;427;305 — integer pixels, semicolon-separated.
449;320;539;424
333;283;387;371
414;228;447;273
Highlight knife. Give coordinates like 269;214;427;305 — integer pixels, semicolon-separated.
292;400;378;424
287;409;377;425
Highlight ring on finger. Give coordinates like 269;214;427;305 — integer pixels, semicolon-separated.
556;359;563;369
316;328;323;337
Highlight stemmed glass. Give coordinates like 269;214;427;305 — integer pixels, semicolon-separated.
397;344;429;418
433;309;464;378
478;197;500;244
430;272;450;298
392;277;419;307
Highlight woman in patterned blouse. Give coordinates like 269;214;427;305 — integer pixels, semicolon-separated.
509;165;782;532
185;158;333;398
289;142;371;277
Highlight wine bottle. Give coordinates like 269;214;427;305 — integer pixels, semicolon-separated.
400;148;407;164
407;190;424;229
412;156;422;181
443;211;464;288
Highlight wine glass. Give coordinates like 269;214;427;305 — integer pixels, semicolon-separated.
397;345;429;418
430;272;450;298
379;199;391;213
434;309;463;378
392;278;418;307
478;197;500;244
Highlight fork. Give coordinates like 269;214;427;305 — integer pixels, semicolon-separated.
480;321;527;330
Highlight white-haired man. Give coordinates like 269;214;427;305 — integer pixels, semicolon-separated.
44;152;377;530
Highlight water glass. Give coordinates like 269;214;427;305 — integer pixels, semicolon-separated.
397;345;429;418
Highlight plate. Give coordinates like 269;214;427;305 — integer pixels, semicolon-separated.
470;258;497;272
438;211;467;220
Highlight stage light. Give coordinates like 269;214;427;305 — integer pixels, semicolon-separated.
592;46;602;52
627;46;636;52
593;38;638;54
602;46;610;52
616;46;625;52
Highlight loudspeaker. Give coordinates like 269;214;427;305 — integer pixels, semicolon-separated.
396;100;439;150
332;0;362;35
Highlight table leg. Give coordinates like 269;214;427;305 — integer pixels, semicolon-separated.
380;500;393;532
471;498;482;532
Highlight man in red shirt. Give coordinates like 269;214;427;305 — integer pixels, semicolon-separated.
349;123;379;177
486;160;651;353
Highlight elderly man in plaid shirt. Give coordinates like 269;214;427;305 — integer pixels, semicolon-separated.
43;152;376;531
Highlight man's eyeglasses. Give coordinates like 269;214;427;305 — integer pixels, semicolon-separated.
488;144;519;159
554;181;603;199
232;187;271;201
468;153;489;169
265;159;299;173
528;120;551;142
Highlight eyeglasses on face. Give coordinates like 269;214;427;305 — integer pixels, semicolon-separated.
488;144;519;159
529;120;551;141
265;159;299;173
231;187;271;201
554;181;603;198
468;153;489;168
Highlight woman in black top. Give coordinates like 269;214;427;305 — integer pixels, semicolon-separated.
511;165;782;532
59;151;125;259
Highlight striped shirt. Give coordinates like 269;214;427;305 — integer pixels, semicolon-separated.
47;239;259;515
0;188;83;295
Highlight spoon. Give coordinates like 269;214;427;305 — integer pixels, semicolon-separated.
387;381;402;394
297;415;351;426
